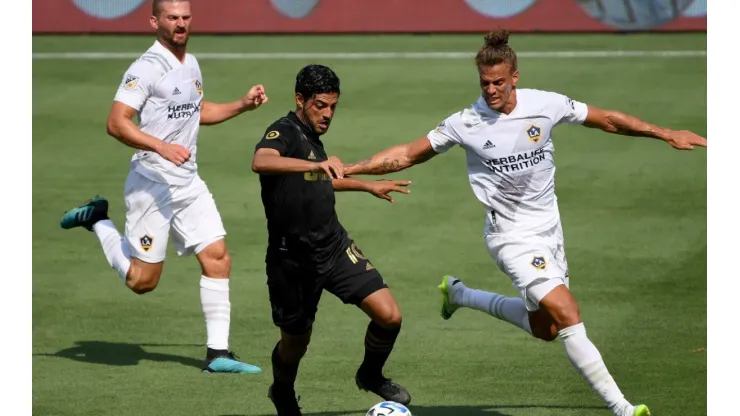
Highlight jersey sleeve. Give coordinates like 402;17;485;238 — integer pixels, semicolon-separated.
426;113;464;154
254;124;297;156
551;92;589;125
113;60;160;111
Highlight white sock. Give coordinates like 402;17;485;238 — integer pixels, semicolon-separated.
93;220;131;284
450;280;532;335
200;276;231;351
559;323;634;416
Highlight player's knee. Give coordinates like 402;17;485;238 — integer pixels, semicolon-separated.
126;264;162;294
373;304;403;329
532;323;558;342
128;274;160;294
198;242;231;278
549;303;581;330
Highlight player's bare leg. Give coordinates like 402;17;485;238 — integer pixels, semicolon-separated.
356;288;411;405
196;239;261;374
269;329;311;416
61;196;163;293
539;285;650;416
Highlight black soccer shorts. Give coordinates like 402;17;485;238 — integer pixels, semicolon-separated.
266;240;388;335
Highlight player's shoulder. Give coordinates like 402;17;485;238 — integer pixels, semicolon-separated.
517;88;575;113
261;115;301;141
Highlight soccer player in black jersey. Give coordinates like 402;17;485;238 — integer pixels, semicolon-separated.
252;64;413;415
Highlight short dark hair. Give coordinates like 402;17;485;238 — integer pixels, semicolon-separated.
295;65;340;100
152;0;189;16
475;29;518;71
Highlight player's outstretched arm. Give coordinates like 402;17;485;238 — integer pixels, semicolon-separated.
583;105;707;150
332;178;411;203
344;137;438;176
252;148;344;178
200;84;269;126
107;102;191;166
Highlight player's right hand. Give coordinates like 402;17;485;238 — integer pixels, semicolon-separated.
312;156;344;179
158;143;191;166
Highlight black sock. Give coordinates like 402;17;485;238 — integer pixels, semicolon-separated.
359;321;401;380
206;347;228;359
272;341;300;390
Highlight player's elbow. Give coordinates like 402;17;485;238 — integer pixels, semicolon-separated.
251;157;265;173
106;116;122;139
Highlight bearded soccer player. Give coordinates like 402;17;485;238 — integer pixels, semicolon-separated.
59;0;268;374
343;30;706;416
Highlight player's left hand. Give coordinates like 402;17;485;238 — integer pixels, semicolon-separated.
242;84;269;111
368;180;411;203
665;130;707;150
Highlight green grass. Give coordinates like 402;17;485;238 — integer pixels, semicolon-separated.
32;34;707;416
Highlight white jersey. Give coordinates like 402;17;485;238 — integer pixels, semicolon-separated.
427;88;589;235
113;40;204;186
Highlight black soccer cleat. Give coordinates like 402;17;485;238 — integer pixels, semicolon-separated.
268;384;303;416
355;369;412;406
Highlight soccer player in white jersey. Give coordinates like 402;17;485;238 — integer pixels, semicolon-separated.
59;0;268;374
342;30;706;416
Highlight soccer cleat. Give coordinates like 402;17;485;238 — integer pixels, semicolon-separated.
60;196;109;231
355;369;411;406
201;350;262;374
268;384;303;416
438;275;461;320
633;405;651;416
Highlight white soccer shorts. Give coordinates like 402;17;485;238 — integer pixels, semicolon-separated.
485;221;570;311
123;170;226;263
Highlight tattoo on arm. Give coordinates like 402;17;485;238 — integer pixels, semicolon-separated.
380;158;401;173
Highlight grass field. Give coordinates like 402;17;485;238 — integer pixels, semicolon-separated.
32;34;707;416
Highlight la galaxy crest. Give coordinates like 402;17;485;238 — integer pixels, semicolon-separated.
194;79;202;95
526;123;542;144
140;235;153;252
531;255;547;270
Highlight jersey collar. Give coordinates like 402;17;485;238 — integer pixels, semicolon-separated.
151;40;185;67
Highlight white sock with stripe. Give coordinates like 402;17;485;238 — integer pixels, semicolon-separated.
92;219;131;284
450;280;532;335
559;323;634;416
200;276;231;351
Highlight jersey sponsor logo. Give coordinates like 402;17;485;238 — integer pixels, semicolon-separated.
482;140;495;150
123;74;139;89
304;171;332;182
194;79;203;95
265;130;280;140
531;255;547;270
482;148;546;173
167;102;201;120
140;235;153;252
526;123;542;143
308;151;316;160
172;87;181;95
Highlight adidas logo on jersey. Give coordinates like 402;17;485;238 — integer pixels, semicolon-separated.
483;140;495;150
308;151;316;160
172;87;181;95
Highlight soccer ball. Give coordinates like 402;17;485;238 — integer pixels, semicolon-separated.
366;401;412;416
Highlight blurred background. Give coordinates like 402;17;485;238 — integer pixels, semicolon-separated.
33;0;706;33
32;1;707;416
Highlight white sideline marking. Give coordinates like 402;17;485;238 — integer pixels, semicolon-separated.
32;50;706;60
